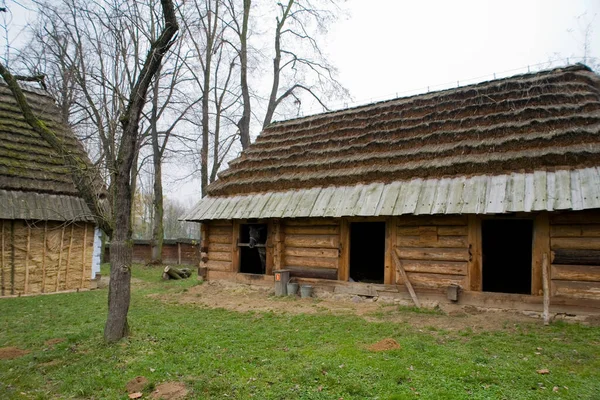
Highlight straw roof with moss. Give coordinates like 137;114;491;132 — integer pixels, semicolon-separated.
0;84;94;222
207;64;600;198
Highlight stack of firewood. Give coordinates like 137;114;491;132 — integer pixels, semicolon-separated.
162;266;192;280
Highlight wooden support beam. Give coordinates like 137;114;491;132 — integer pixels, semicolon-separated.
1;220;4;296
55;225;65;292
338;219;350;281
81;224;88;288
24;225;31;294
10;221;14;295
393;247;421;308
467;215;482;291
65;224;74;290
231;221;240;272
542;253;550;325
177;242;182;265
533;212;550;295
384;217;396;284
42;222;47;293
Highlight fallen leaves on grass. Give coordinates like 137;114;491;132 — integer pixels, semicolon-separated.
536;369;550;375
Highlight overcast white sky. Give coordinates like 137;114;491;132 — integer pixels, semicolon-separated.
6;0;600;203
323;0;600;110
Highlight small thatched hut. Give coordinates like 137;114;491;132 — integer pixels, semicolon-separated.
185;64;600;314
0;84;98;296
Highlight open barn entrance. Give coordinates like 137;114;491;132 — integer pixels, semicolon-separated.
482;219;533;294
239;224;267;274
349;222;385;283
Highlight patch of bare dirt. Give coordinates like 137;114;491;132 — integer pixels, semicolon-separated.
126;376;149;394
151;382;188;400
44;338;65;347
0;346;30;360
150;280;545;332
368;338;401;351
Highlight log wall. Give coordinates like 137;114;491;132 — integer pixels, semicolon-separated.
0;220;95;296
282;219;340;280
394;215;469;290
205;220;234;273
550;210;600;300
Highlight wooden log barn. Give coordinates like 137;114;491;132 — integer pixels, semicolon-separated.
0;84;98;296
184;65;600;314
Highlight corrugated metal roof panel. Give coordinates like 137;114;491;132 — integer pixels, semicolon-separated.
183;168;600;221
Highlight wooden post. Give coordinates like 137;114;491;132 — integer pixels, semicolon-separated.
542;252;551;325
384;217;397;284
1;220;4;296
266;220;276;274
393;247;421;308
532;212;550;295
81;224;88;288
64;224;74;290
467;215;482;291
271;219;284;271
338;219;350;281
42;222;47;293
177;242;181;265
56;225;65;292
231;221;240;272
10;221;15;295
24;225;31;294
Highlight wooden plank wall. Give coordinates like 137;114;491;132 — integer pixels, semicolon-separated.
283;219;340;280
395;215;469;289
550;210;600;300
206;220;234;272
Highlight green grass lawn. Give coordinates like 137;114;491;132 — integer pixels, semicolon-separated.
1;265;599;399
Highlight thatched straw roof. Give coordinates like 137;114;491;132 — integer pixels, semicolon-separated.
207;64;600;198
0;84;94;222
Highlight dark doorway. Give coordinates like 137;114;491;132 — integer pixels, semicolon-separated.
349;222;385;283
482;219;533;294
239;224;267;274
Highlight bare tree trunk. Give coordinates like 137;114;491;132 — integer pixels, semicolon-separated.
151;142;164;263
263;0;293;128
104;0;178;343
238;0;251;149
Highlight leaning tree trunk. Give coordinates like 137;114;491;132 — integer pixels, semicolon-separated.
104;169;133;342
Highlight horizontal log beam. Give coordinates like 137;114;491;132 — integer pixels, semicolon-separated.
208;243;231;252
397;215;467;226
207;260;232;271
551;280;600;300
284;247;338;259
285;255;338;269
209;234;232;244
551;264;600;282
286;266;338;280
397;235;467;248
402;260;467;275
396;247;470;262
551;237;600;250
551;225;600;238
209;251;232;262
396;272;467;289
284;234;339;249
552;249;600;265
284;225;339;235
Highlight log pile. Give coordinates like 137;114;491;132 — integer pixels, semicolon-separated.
162;266;192;280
